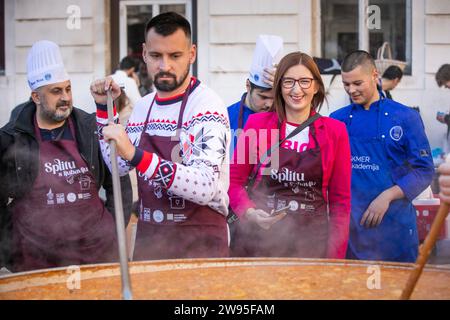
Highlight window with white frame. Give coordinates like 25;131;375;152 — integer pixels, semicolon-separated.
119;0;192;61
321;0;412;74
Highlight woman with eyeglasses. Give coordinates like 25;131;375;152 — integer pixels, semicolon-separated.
228;52;351;258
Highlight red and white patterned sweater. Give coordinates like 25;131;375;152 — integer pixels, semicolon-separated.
96;78;231;216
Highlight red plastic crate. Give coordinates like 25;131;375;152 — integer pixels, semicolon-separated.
413;198;447;242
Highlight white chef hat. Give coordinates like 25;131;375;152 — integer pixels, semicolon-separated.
26;40;69;91
249;35;284;88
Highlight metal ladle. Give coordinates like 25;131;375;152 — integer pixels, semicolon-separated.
107;90;133;300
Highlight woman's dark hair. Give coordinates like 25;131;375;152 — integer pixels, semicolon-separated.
271;52;326;121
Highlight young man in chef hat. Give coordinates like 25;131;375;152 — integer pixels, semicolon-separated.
227;35;284;156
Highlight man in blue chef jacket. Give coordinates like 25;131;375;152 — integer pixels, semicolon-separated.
330;50;434;262
227;35;283;156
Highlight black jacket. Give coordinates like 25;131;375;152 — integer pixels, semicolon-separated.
0;100;133;268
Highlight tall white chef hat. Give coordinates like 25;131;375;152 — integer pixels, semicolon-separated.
27;40;69;91
249;35;284;88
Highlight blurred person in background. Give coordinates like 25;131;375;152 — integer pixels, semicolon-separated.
227;35;283;155
112;56;142;109
137;60;154;96
436;64;450;201
381;65;403;100
435;65;450;137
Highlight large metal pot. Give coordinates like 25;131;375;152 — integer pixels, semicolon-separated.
1;258;449;299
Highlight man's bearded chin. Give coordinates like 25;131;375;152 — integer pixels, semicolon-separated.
154;68;190;92
42;102;72;122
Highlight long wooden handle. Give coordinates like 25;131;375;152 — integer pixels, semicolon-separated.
400;202;449;300
107;90;133;300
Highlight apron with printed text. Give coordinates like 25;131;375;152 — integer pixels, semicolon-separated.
232;122;329;257
12;117;117;272
133;85;229;260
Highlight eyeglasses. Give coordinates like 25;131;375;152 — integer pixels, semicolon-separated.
281;77;315;89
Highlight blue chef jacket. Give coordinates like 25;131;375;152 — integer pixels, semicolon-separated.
330;97;434;262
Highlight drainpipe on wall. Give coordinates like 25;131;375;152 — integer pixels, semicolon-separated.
358;0;369;52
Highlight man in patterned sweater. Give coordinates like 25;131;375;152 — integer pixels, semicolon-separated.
90;12;231;260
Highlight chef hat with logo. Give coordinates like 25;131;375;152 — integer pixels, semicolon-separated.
27;40;69;91
249;35;284;88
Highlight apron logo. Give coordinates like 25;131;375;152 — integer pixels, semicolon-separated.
47;188;55;205
45;159;76;175
167;190;185;210
78;193;92;200
271;168;316;194
389;126;403;141
289;200;299;211
56;193;65;204
170;196;185;210
45;159;89;179
143;208;151;222
67;193;77;203
79;176;91;190
153;210;164;223
267;193;276;209
271;168;305;183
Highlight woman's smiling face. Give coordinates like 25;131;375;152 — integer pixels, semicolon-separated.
281;64;318;116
